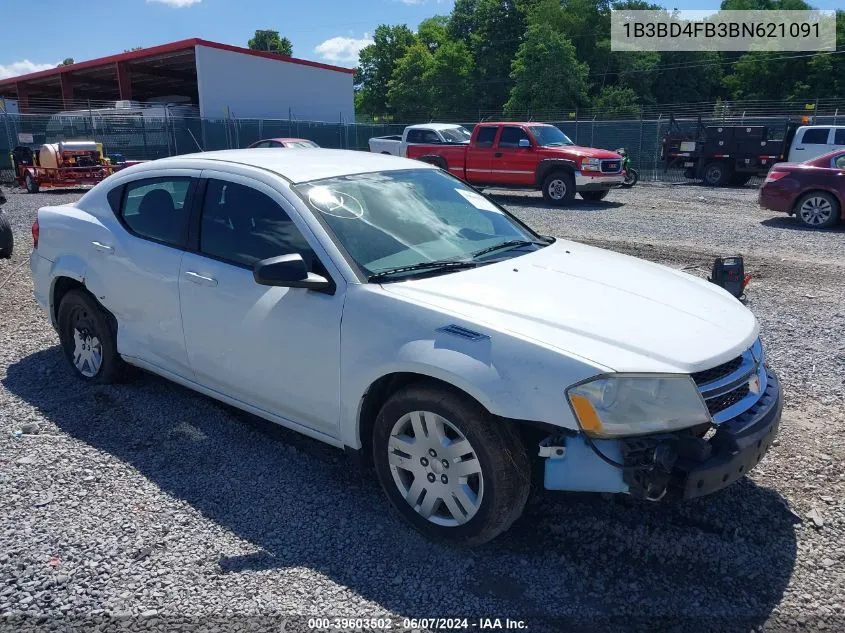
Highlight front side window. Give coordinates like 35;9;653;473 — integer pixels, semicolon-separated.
121;177;193;247
833;153;845;169
802;128;830;144
528;125;574;147
498;126;530;148
293;169;543;279
834;129;845;145
200;180;315;269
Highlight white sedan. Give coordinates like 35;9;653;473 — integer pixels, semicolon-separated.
30;149;782;545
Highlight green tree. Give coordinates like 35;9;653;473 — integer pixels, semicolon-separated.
427;40;476;119
594;85;641;117
60;58;74;66
387;43;435;120
248;30;293;56
505;22;589;118
355;24;417;118
418;15;450;51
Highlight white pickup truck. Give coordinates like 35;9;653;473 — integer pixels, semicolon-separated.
368;123;472;157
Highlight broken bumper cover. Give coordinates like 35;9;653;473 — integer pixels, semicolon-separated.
544;367;782;499
674;367;782;499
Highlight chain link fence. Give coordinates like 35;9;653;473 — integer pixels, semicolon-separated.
3;107;843;185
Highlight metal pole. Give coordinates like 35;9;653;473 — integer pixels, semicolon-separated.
655;114;663;180
834;108;839;126
637;115;644;182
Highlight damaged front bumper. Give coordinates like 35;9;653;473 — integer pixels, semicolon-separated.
543;367;782;500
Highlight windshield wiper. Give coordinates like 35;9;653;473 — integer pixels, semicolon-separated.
470;239;546;260
368;259;478;282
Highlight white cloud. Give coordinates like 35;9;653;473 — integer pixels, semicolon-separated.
146;0;202;7
315;35;374;64
0;60;60;80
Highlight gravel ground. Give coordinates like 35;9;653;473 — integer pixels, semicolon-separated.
0;183;844;633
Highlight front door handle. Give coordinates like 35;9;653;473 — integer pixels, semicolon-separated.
795;146;805;150
184;271;218;287
91;241;114;254
494;152;503;158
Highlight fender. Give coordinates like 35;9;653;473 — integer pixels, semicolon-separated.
416;154;448;170
535;158;577;187
47;254;88;323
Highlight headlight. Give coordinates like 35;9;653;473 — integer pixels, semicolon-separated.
581;157;602;172
567;374;711;438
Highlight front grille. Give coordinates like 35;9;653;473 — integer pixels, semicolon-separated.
691;355;743;386
705;383;750;415
601;160;621;173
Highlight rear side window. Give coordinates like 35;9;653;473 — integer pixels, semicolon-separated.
475;127;497;148
834;129;845;145
406;129;425;143
802;128;830;144
498;126;530;148
199;179;315;269
120;178;193;247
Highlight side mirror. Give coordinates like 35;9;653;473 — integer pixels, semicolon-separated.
518;139;531;149
253;254;333;293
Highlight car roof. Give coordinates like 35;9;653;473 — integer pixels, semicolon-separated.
407;123;466;131
149;148;437;183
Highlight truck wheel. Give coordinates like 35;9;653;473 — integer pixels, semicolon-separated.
794;191;840;229
57;289;129;384
579;190;609;202
0;211;13;259
541;171;575;206
25;172;40;194
702;162;731;187
372;382;530;546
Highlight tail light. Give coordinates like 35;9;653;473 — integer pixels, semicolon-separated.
31;219;39;249
764;170;788;184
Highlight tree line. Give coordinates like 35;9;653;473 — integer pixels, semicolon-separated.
353;0;845;122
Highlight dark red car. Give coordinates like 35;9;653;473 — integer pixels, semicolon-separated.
759;149;845;229
247;138;319;149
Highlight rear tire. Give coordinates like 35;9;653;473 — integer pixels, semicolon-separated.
579;190;610;202
57;289;129;384
372;382;531;546
541;171;575;206
0;211;12;259
25;172;40;194
702;161;731;187
621;168;638;188
794;191;840;229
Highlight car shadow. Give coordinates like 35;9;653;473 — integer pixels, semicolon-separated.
760;216;845;232
486;192;625;211
3;348;798;632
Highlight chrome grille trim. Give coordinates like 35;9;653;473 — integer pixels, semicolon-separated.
695;338;766;424
600;159;622;173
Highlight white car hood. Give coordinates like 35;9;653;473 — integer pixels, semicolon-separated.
382;240;758;374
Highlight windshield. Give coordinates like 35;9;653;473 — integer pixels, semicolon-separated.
441;127;472;143
529;125;574;147
293;169;542;280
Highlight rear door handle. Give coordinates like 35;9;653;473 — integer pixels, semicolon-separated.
184;271;218;287
795;146;805;150
91;241;114;254
494;152;503;158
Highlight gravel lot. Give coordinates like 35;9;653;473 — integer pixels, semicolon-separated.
1;183;843;633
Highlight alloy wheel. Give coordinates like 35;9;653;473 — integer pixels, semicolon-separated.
799;196;833;226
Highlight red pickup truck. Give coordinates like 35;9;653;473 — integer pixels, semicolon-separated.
405;122;625;205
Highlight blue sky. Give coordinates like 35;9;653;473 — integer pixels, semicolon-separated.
0;0;840;79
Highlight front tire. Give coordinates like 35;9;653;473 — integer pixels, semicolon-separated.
794;191;840;229
57;289;128;383
372;383;530;546
25;172;40;194
541;171;575;206
579;190;610;202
